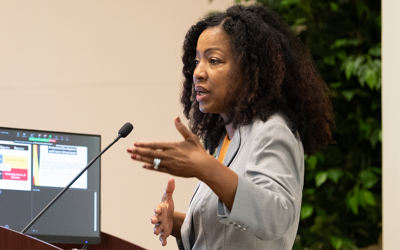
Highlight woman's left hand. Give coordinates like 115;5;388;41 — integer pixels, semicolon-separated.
127;117;213;178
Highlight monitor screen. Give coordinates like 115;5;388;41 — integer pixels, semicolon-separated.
0;127;101;244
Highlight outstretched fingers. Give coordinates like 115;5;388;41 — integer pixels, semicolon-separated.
151;178;175;246
162;178;175;202
133;141;173;150
160;231;168;246
128;146;163;158
151;215;162;235
151;206;165;236
128;145;165;167
151;205;171;246
127;141;171;164
175;116;194;141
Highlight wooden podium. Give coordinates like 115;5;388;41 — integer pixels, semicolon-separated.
0;226;146;250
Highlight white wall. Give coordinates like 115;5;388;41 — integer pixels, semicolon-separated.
382;0;399;249
0;1;233;249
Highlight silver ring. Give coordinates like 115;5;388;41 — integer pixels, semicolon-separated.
153;158;161;170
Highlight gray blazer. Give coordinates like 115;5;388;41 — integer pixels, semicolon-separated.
178;113;304;249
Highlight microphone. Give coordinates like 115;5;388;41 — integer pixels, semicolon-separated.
21;122;134;234
118;122;133;138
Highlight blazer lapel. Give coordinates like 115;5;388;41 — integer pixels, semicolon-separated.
223;128;241;167
188;129;241;207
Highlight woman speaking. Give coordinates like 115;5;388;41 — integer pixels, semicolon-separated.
127;4;334;249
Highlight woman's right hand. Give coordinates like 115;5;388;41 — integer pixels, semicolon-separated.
151;178;175;246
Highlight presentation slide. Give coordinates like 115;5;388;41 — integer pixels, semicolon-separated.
0;141;32;191
35;144;88;189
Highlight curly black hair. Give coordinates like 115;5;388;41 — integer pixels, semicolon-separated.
181;4;334;155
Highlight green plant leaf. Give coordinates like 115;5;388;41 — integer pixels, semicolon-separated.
369;45;381;57
304;188;316;195
335;39;347;48
281;0;299;8
306;155;318;170
358;189;367;208
301;204;314;220
324;54;336;65
356;0;371;19
360;170;379;189
356;64;368;87
345;60;355;79
336;50;347;60
358;119;372;139
354;56;365;71
315;171;328;187
294;17;307;25
363;190;376;206
334;38;360;48
342;237;359;250
329;2;339;12
371;167;382;175
330;82;342;89
342;90;355;101
375;78;382;90
348;192;359;215
365;69;377;90
327;169;343;184
372;59;381;70
330;236;343;250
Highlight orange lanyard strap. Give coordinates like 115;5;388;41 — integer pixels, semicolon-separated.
217;135;231;164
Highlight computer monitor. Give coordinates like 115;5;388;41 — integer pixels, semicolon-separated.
0;127;101;244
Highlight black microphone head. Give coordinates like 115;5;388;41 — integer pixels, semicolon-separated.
118;122;133;138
